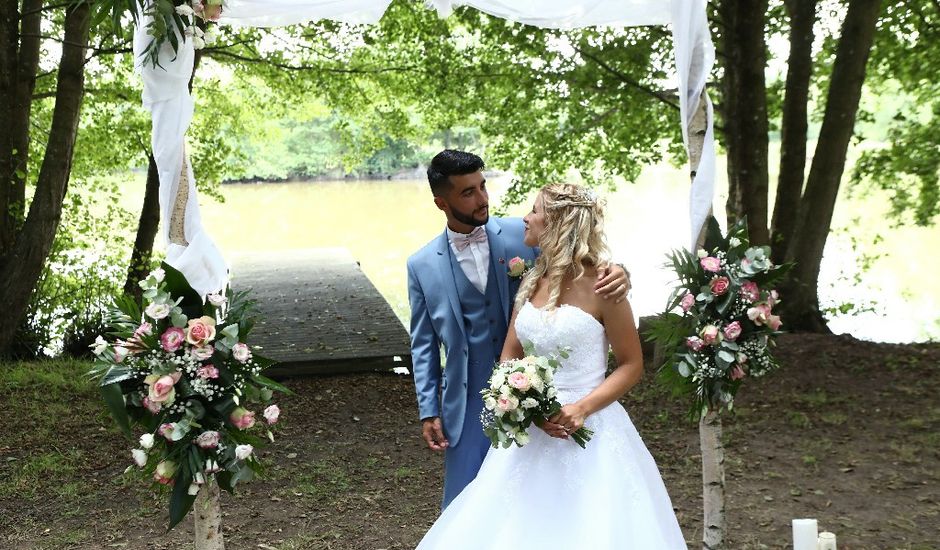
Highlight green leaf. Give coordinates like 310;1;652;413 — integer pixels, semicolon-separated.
251;374;292;395
168;460;197;531
101;383;132;438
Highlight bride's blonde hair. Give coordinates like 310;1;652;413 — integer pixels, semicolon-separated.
514;183;611;312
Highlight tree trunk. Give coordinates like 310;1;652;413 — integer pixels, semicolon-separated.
0;0;19;253
771;0;817;265
194;481;225;550
0;1;91;357
7;0;43;249
123;154;162;299
718;0;771;246
783;0;882;332
700;410;726;550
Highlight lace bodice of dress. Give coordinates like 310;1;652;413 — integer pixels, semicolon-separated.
514;301;609;390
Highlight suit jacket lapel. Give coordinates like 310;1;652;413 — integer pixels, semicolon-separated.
436;231;465;336
486;218;511;324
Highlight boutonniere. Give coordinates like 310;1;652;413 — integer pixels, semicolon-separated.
505;256;532;279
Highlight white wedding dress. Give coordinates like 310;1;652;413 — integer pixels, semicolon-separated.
417;301;688;550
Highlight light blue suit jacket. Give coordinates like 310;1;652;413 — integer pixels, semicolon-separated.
407;217;538;446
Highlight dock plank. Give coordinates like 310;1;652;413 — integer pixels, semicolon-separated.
230;249;411;377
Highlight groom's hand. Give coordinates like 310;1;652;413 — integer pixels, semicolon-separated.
421;417;449;451
594;264;631;303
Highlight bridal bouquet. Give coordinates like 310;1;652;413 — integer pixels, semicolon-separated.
481;344;594;449
648;217;791;416
90;263;290;529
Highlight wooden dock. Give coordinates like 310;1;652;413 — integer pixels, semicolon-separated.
230;248;411;377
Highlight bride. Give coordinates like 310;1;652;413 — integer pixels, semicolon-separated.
416;183;687;549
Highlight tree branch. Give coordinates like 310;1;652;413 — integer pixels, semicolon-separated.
572;45;680;112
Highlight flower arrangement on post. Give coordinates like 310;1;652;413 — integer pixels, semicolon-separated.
647;216;791;549
648;217;791;416
130;0;224;68
91;263;290;536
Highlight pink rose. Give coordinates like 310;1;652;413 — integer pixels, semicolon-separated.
685;336;705;352
232;343;251;363
700;257;721;272
741;258;752;271
730;365;746;380
134;322;153;338
263;404;280;425
113;346;128;363
197;364;219;379
195;430;220;449
507;256;526;278
768;290;780;307
145;371;182;404
709;276;730;296
507;372;532;391
159;422;176;441
767;315;783;331
723;321;742;341
700;325;722;345
496;395;519;412
160;327;185;353
191;345;214;361
142;396;161;414
185;316;217;346
154;460;177;485
739;281;760;302
230;407;256;430
747;303;772;326
680;292;695;312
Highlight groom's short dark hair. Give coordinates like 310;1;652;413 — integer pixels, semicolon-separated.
427;150;485;196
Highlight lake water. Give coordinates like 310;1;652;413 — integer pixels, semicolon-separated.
189;163;938;343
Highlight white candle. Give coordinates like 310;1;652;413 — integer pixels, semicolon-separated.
792;518;818;550
817;531;837;550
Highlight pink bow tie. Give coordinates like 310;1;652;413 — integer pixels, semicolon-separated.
452;226;487;251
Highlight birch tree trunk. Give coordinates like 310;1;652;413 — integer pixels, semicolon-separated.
687;90;726;550
194;481;224;550
700;410;725;549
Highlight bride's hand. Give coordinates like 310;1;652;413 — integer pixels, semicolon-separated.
536;418;569;439
549;404;587;436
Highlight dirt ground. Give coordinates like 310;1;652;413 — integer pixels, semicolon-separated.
1;333;938;549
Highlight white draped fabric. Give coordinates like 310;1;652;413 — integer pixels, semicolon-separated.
134;0;715;294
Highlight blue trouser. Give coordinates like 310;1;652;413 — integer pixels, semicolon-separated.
441;359;492;509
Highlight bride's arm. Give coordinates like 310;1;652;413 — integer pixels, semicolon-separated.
499;308;525;362
550;296;644;432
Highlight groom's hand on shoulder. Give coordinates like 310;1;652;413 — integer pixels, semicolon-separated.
421;417;449;451
594;263;631;303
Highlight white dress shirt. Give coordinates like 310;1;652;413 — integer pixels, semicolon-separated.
447;226;490;294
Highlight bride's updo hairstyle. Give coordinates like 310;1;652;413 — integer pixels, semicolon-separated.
515;183;611;312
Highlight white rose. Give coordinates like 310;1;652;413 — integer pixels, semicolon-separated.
546;387;558;399
91;335;108;356
515;431;530;446
192;36;206;50
139;433;154;450
145;302;171;320
521;398;538;409
483;396;497;410
175;4;195;16
187;483;200;496
263;404;280;424
235;444;253;460
151;268;165;283
489;373;505;390
530;376;545;394
697;249;708;259
207;293;226;307
232;343;251;363
131;449;147;468
190;345;214;361
204;26;219;45
729;237;741;247
112;346;129;364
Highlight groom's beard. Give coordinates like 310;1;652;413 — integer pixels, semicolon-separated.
450;204;489;227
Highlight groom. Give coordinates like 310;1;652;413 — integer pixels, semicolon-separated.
407;150;629;508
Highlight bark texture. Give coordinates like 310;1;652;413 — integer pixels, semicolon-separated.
194;481;225;550
700;410;726;550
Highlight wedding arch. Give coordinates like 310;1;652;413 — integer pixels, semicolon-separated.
134;0;719;547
